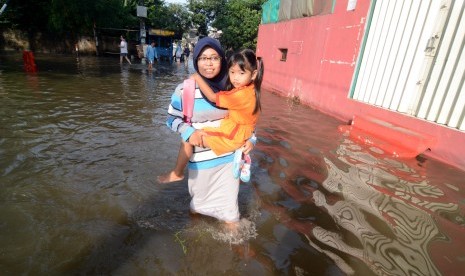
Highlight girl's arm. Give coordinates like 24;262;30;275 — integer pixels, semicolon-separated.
242;133;257;154
192;73;217;103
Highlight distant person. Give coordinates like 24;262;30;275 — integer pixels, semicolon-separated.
75;43;79;58
146;41;156;71
172;41;177;62
183;46;190;61
175;42;182;62
153;42;159;62
119;35;132;64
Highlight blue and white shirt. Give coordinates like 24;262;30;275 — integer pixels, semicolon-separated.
167;83;234;170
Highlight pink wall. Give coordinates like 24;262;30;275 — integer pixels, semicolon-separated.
256;0;465;171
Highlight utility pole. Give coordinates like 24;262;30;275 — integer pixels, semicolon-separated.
139;0;146;45
137;0;147;64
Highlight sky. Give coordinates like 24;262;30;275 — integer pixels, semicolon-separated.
164;0;188;4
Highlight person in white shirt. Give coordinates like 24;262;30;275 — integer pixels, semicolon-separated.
119;35;132;65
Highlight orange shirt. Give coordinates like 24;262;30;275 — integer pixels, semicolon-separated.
203;83;258;155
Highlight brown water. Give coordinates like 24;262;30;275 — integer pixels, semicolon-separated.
1;52;464;275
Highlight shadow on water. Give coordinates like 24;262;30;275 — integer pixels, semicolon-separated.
1;52;465;275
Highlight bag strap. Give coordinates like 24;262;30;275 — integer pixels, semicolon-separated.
182;79;196;125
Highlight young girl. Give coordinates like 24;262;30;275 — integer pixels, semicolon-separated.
158;49;264;183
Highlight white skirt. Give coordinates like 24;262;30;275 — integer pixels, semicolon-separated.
188;162;240;222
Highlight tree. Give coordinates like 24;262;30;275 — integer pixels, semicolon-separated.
213;0;264;50
2;0;50;34
188;0;226;37
2;0;187;41
166;3;192;37
48;0;138;35
1;0;266;52
2;0;138;42
147;2;191;37
186;0;264;50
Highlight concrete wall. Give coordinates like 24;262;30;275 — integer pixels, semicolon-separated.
1;29;131;56
0;29;98;54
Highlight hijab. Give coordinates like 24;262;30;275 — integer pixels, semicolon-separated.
193;37;228;92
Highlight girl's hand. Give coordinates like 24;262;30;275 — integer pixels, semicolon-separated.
189;130;207;147
242;140;254;154
190;73;200;81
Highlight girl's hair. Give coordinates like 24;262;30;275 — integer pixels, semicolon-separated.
226;49;264;114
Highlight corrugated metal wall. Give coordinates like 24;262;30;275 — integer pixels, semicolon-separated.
350;0;465;131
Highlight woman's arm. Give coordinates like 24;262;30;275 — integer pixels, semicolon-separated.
192;73;217;103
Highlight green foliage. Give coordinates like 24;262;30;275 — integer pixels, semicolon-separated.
188;0;227;36
1;0;137;36
48;0;138;35
1;0;50;32
1;0;265;50
214;0;265;50
188;0;265;50
147;2;191;37
1;0;191;40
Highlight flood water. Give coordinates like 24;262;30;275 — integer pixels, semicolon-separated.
1;52;464;275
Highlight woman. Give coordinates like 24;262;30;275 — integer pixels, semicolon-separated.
165;37;253;223
119;35;132;65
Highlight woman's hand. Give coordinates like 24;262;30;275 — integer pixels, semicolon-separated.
189;130;207;147
242;140;254;155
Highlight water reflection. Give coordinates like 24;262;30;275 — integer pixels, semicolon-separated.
255;102;465;275
1;52;464;275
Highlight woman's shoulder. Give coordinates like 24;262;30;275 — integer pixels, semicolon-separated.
171;83;184;97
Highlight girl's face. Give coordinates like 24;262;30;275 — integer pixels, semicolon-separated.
228;63;257;88
196;47;222;79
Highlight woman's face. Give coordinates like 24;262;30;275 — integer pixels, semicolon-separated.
196;47;222;79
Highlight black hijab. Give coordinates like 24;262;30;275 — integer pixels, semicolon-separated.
193;37;228;92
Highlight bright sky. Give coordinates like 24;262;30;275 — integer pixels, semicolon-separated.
165;0;188;4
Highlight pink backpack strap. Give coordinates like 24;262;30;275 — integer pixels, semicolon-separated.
182;79;196;125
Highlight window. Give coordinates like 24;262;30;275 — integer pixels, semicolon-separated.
279;48;288;61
